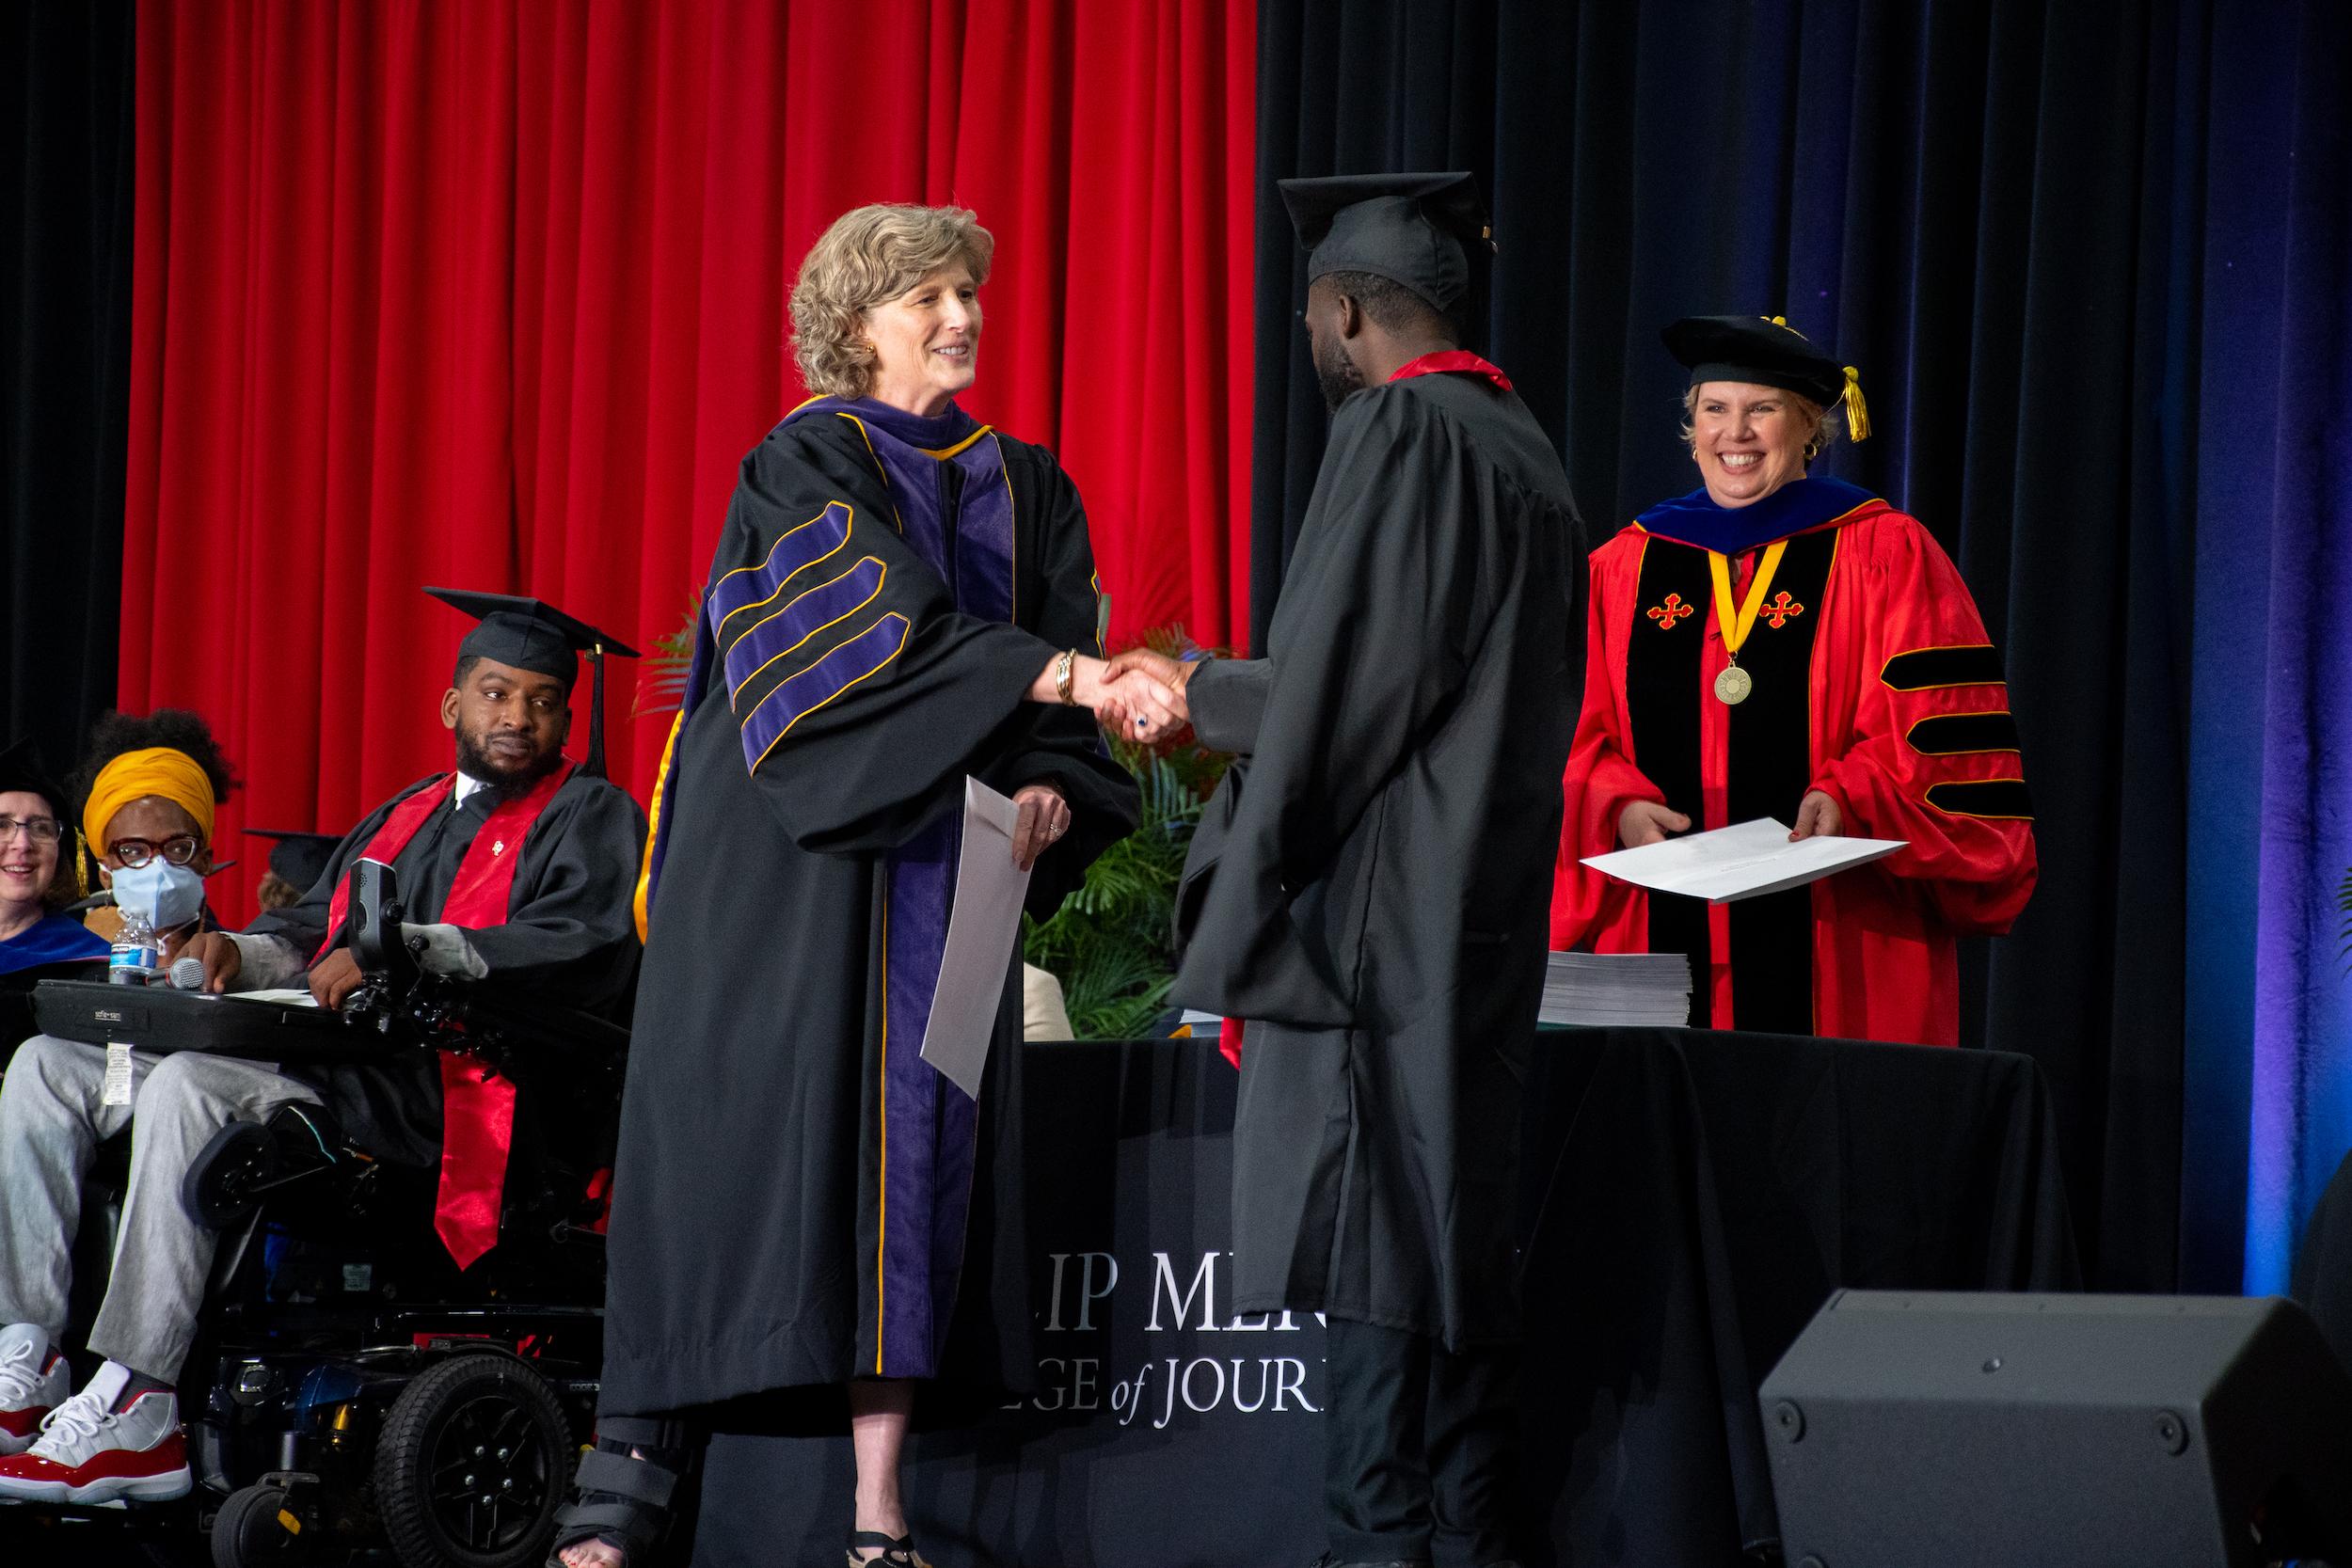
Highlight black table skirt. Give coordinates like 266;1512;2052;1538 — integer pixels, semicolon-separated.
690;1029;2077;1568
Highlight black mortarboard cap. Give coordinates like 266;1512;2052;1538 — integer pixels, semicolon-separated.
1279;171;1493;315
244;827;342;893
426;587;641;778
0;737;72;820
1662;313;1860;411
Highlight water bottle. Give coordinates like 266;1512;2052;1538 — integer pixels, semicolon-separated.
108;908;162;986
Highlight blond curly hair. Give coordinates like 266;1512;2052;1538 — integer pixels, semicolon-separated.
789;204;995;400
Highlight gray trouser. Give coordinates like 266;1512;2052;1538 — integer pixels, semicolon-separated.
0;1037;319;1383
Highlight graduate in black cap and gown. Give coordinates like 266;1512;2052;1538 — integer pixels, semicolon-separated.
1122;172;1582;1568
183;587;645;1182
1550;317;2036;1047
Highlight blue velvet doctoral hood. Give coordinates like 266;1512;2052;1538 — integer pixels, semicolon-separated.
1636;474;1881;556
0;911;110;976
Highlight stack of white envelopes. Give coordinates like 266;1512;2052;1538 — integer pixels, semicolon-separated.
1539;950;1692;1027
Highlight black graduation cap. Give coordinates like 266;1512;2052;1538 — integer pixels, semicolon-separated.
425;587;641;778
0;736;71;821
1279;171;1494;315
1662;314;1872;439
244;827;342;893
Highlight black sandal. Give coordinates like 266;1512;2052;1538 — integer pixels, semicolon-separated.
847;1529;932;1567
547;1417;688;1568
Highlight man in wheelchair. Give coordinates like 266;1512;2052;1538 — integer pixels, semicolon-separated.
0;591;644;1505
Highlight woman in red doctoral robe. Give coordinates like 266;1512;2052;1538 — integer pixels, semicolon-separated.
1551;315;2036;1046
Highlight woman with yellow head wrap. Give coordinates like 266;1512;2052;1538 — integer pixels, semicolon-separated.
68;710;238;964
82;747;217;858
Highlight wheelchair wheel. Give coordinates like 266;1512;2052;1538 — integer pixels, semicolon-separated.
211;1483;310;1567
373;1353;572;1568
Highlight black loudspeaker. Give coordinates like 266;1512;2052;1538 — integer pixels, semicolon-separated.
1759;1291;2352;1568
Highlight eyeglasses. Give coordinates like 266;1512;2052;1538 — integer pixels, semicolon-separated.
0;815;64;846
108;835;203;868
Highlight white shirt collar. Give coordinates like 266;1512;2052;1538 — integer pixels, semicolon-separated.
453;771;491;808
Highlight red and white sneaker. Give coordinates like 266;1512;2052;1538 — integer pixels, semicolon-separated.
0;1323;70;1458
0;1361;191;1503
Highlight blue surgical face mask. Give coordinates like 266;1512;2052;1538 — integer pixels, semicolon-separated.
111;861;206;929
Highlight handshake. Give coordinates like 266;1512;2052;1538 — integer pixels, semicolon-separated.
1054;649;1196;745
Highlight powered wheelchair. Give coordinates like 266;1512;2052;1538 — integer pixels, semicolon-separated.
1;860;630;1568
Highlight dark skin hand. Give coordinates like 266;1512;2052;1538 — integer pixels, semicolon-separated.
306;948;367;1008
181;930;241;994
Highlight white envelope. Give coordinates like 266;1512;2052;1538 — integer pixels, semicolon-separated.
918;777;1036;1099
1581;816;1905;904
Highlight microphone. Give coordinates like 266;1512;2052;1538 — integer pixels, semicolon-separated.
169;956;208;990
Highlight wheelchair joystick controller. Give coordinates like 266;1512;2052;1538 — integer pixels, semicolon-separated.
342;858;421;1031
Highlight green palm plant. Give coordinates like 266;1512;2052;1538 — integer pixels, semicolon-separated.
634;594;702;718
1024;720;1226;1038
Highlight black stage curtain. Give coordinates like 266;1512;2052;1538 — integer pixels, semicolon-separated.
1;0;133;769
1254;0;2217;1291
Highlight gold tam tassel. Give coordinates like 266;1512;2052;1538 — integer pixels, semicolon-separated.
1841;365;1871;442
73;830;88;898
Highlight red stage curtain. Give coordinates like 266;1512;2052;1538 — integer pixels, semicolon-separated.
123;0;1255;924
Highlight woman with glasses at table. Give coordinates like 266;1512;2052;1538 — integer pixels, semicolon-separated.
0;739;109;983
63;710;240;970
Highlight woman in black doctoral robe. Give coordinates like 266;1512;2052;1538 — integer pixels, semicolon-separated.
557;204;1147;1568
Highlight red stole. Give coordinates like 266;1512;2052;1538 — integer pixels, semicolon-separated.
1389;350;1516;391
318;761;574;1269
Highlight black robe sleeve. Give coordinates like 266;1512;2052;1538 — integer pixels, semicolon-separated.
461;781;646;1011
705;421;1133;881
1185;657;1273;756
1173;388;1486;1026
